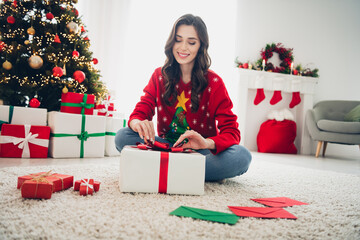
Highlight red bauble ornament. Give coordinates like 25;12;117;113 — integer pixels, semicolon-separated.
92;58;98;64
29;98;40;108
52;66;63;77
293;69;298;75
84;37;89;41
54;34;61;43
242;63;249;69
72;50;80;58
0;41;5;52
72;8;79;16
7;16;15;24
73;70;85;83
46;12;54;20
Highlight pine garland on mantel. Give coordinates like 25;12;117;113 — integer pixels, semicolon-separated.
235;43;319;78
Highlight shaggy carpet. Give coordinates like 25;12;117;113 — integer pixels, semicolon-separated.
0;159;359;240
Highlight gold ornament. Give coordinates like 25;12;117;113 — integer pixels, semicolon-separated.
248;63;253;70
66;21;79;33
28;55;43;69
27;27;35;35
24;40;30;45
62;86;68;94
63;64;67;75
2;60;12;70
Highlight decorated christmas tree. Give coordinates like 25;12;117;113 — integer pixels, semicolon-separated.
0;0;107;111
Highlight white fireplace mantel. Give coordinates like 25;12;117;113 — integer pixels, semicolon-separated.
235;69;319;154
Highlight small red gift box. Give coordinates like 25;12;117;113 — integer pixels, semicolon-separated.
60;92;95;115
17;171;74;192
79;178;94;196
21;179;53;199
0;124;50;158
74;179;100;192
95;103;115;117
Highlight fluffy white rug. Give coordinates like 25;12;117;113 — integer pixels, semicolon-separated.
0;159;359;240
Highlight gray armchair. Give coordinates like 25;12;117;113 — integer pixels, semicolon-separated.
306;100;360;157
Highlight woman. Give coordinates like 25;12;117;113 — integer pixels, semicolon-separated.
115;14;251;182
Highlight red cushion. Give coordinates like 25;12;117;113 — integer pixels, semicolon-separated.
257;119;297;154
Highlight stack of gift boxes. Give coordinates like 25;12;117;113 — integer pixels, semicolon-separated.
1;92;206;197
0;92;127;158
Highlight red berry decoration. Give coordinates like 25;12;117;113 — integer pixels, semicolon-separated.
73;70;85;83
54;34;61;43
46;12;54;20
7;16;15;24
72;50;80;58
52;66;63;77
92;58;98;64
29;98;40;108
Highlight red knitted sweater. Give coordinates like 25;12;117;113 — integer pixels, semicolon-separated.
129;67;240;154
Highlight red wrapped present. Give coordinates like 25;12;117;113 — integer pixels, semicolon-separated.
17;171;74;192
21;179;53;199
74;179;100;192
95;103;115;117
79;178;94;196
60;92;95;115
0;124;50;158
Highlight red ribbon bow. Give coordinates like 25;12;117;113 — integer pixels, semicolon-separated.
135;141;191;153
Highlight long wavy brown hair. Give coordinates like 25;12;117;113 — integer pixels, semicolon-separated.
161;14;211;112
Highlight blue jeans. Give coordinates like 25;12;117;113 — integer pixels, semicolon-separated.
115;127;252;182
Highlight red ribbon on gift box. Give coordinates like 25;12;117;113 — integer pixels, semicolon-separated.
134;141;192;193
135;141;191;153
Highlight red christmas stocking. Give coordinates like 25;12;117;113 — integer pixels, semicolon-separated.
270;90;282;105
254;88;265;105
289;91;301;108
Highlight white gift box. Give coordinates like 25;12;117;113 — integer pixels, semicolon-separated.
48;111;106;158
119;146;205;195
105;117;127;156
0;105;47;130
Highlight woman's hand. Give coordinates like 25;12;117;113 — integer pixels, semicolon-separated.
173;130;216;150
129;119;155;144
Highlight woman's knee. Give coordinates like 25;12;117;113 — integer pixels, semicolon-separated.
231;144;252;174
114;127;137;152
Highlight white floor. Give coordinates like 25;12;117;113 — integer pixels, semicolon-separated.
1;150;359;176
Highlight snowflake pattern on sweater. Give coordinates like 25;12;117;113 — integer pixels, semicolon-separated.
129;67;240;154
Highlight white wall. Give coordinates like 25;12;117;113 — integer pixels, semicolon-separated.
77;0;359;158
235;0;360;158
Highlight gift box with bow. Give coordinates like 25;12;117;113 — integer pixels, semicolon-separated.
48;111;106;158
60;92;95;115
17;171;74;192
79;179;94;196
0;124;50;158
119;142;205;195
74;179;100;192
95;103;115;117
18;171;74;199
